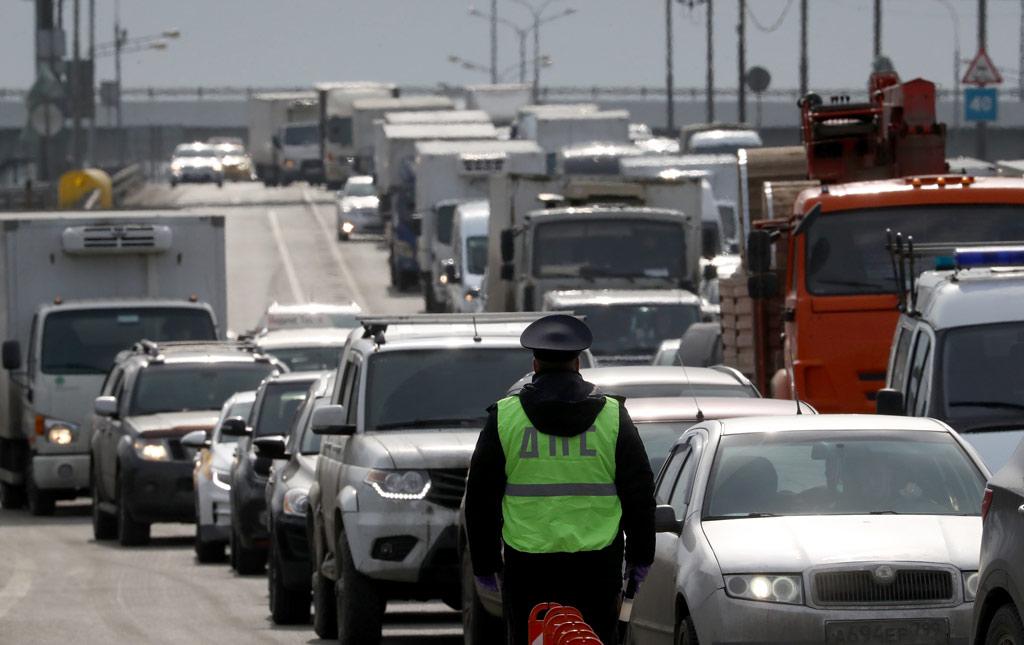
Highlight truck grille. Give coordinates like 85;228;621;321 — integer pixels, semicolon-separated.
426;469;468;510
813;567;954;606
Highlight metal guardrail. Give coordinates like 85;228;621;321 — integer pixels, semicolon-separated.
111;163;144;205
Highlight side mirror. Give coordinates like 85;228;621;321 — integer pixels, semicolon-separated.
180;429;211;449
2;340;21;371
500;229;515;263
219;416;250;437
312;404;355;435
654;504;682;534
253;434;288;460
701;225;721;260
444;262;459;284
747;273;779;300
876;388;905;416
746;229;773;274
94;396;118;417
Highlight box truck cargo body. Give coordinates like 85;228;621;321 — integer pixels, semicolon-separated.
247;92;316;184
351;96;455;174
315;82;397;187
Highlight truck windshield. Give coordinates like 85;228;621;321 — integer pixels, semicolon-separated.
284;125;319;146
805;204;1024;295
703;431;985;519
365;347;531;431
41;308;216;375
264;346;342;372
253;381;315;437
466;236;488;276
130;365;274;416
569;304;702;356
942;321;1024;428
533;219;686;280
436;203;458;245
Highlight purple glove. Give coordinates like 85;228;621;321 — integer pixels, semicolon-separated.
475;574;500;593
626;564;651;587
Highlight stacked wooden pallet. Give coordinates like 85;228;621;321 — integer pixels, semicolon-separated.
718;269;756;377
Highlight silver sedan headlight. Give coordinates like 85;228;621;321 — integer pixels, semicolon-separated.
963;571;979;601
724;574;804;605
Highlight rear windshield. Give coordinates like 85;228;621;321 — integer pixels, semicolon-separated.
130;364;274;416
636;421;696;473
569;304;702;356
602;382;755;400
253;380;315;437
365;348;531;431
41;308;216;375
344;181;376;197
264;346;342;372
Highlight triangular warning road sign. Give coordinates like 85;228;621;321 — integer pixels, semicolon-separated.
963;49;1003;86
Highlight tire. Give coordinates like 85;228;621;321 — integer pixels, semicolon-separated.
388;254;398;287
335;531;385;644
26;464;55;516
312;561;337;638
91;472;117;540
194;531;225;563
0;482;26;510
338;232;350;242
676;615;699;645
117;477;150;546
232;527;266;575
987;604;1024;645
269;538;310;624
461;549;504;645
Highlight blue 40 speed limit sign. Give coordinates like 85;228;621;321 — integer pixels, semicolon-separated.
965;87;998;122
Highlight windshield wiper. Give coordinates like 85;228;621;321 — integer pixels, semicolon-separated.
949;401;1024;412
374;418;485;430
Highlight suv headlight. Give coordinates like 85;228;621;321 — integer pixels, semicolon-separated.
283;488;310;516
44;418;79;445
212;469;232;490
724;574;803;605
365;469;431;500
963;571;980;602
133;438;170;462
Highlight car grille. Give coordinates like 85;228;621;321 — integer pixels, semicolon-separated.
426;469;468;510
813;567;954;606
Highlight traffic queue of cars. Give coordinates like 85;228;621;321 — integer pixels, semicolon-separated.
168;138;257;187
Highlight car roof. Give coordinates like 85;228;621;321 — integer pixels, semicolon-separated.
256;327;353;349
345;175;374;185
914;268;1024;329
263;371;327;385
712;413;949;436
581;366;745;388
544;289;701;307
627;397;814;423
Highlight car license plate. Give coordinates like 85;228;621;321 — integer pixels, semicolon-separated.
825;619;949;644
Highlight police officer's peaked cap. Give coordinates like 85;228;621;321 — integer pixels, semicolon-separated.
521;314;592;362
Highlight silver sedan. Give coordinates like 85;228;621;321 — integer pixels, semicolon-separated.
627;414;990;645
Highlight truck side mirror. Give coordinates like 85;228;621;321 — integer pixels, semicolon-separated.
2;340;21;371
444;263;459;284
875;388;905;416
747;273;778;300
219;416;250;437
654;504;682;534
701;225;721;260
500;229;515;263
312;405;355;435
747;229;773;274
94;396;118;417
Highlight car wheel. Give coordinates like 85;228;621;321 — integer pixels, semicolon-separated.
0;482;26;510
269;538;310;624
194;530;225;563
461;549;504;645
116;474;150;546
388;254;398;287
675;615;699;645
232;527;266;575
987;604;1024;645
312;558;337;637
338;232;350;242
91;469;117;540
335;531;384;644
26;463;56;516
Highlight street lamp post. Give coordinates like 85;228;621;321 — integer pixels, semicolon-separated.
469;7;530;83
510;0;576;102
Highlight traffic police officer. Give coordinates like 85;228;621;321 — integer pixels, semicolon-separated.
465;314;656;644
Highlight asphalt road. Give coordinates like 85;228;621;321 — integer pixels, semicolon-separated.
0;181;461;645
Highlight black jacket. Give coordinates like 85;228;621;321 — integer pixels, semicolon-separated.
465;369;656;576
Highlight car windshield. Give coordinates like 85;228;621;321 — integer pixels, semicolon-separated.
253;380;315;437
568;304;701;356
959;429;1024;474
365;347;531;431
805;205;1024;295
466;236;488;276
344;181;376;197
942;322;1024;425
533;219;687;281
214;399;254;444
703;431;985;519
284;125;319;146
41;308;216;375
130;365;274;415
436;203;457;245
263;346;342;372
636;421;696;473
601;382;755;400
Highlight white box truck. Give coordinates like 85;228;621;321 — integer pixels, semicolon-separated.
247;92;316;185
412;139;546;312
0;212;228;514
382;109;492;126
351;96;455;175
314;82;397;188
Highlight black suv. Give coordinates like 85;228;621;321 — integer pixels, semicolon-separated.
90;340;284;546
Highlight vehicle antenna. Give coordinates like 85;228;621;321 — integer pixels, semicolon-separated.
472;315;482;343
679;342;704;422
907;236;917;314
784;331;803;415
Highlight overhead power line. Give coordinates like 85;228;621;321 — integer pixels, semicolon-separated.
747;0;795;33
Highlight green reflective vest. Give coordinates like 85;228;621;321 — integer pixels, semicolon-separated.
497;394;621;554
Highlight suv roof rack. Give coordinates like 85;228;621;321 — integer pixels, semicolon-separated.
129;339;267;362
358;312;569;343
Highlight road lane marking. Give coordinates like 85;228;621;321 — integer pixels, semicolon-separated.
0;559;33;619
302;189;368;308
267;209;307;303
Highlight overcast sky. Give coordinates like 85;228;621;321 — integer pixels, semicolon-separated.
2;1;1023;95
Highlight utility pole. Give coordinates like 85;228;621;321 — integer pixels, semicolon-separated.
35;0;56;181
738;0;746;123
666;0;675;134
87;0;95;165
974;0;988;158
873;0;882;59
71;0;81;166
799;0;808;97
706;0;714;122
115;0;125;165
490;0;498;83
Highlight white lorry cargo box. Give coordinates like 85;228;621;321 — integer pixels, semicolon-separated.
351;96;455;172
374;123;500;194
247;92;316;171
383;110;492;126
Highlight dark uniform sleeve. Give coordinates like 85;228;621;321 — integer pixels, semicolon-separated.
615;403;656;567
464;404;507;576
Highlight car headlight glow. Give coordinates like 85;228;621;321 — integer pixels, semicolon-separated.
342;221;355;233
963;571;980;602
284;159;296;169
464;289;479;302
133;439;170;462
724;574;803;605
283;488;310;516
44;419;78;445
212;469;232;491
365;469;431;500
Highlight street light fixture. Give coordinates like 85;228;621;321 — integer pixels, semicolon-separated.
468;6;532;83
509;0;578;101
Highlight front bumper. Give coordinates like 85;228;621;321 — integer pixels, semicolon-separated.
174;169;222;183
692;588;973;644
32;452;90;491
273;512;312;591
122;457;195;524
337;209;383;234
196;471;232;539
